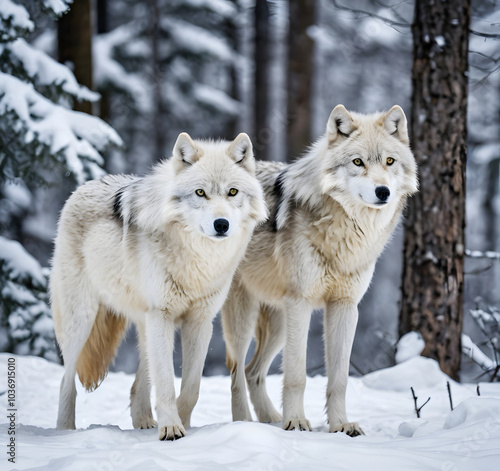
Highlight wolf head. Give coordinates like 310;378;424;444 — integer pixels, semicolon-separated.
321;105;418;212
169;132;267;239
121;133;267;240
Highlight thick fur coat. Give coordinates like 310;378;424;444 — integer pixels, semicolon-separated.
222;105;418;436
51;133;267;440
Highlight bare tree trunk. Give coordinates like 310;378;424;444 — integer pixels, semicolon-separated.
150;0;165;162
287;0;314;160
254;0;270;160
97;0;110;124
57;0;93;114
400;0;471;380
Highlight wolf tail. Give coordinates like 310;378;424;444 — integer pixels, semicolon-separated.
76;306;128;392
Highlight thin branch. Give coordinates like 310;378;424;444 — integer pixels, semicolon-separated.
331;0;410;28
465;264;493;276
470;29;500;40
447;381;454;411
469;50;500;64
411;387;431;418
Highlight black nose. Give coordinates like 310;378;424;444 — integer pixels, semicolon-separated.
214;218;229;235
375;186;390;202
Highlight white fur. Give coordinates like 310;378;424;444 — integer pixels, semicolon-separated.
222;105;418;436
51;132;267;440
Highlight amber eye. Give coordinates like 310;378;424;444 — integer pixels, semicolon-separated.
228;188;238;197
386;157;395;166
195;189;206;197
353;158;363;167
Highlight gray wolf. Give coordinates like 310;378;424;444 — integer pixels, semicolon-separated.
51;132;267;440
222;105;418;436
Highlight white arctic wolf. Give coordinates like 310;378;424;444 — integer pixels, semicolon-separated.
51;132;267;440
222;105;418;436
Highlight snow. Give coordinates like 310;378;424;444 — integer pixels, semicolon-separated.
42;0;72;16
0;72;122;184
183;0;237;18
2;353;500;470
0;236;45;287
94;24;150;112
395;331;425;364
0;0;33;39
1;39;100;102
162;17;234;62
461;334;496;371
193;84;240;116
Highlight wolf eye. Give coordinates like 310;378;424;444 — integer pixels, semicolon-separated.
353;158;363;167
195;189;205;197
386;157;395;166
228;188;238;197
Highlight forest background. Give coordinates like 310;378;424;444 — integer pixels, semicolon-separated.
0;0;499;382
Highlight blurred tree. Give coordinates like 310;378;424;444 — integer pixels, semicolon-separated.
0;0;121;361
287;0;314;160
254;0;270;161
400;0;470;380
57;0;93;114
93;0;241;171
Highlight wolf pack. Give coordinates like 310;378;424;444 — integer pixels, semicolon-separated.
51;105;418;440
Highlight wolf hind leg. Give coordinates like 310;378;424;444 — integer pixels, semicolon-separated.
246;303;284;423
55;294;99;430
221;278;259;422
130;320;156;429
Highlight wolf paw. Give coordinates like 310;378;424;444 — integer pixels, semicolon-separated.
132;415;157;430
330;422;364;437
159;424;186;441
283;418;312;431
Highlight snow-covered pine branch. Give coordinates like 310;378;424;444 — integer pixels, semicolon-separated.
0;236;58;362
0;0;122;185
0;72;121;185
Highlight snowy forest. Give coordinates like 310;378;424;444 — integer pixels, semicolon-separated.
2;0;500;469
1;0;500;383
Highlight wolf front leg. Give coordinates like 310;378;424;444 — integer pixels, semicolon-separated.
144;309;185;440
324;300;364;437
176;311;214;428
282;301;313;431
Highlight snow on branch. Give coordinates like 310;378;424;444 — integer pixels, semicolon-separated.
182;0;237;19
0;0;34;42
465;249;500;260
162;17;234;61
42;0;73;17
0;38;99;103
0;72;122;184
193;84;240;116
0;236;58;361
462;334;497;371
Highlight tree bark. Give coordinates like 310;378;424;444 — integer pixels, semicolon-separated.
254;0;270;160
287;0;314;160
57;0;93;114
400;0;471;380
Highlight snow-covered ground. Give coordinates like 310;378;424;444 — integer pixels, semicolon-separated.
1;353;500;470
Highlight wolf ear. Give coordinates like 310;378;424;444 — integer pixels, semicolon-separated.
384;105;409;145
326;105;356;145
173;133;200;171
228;133;255;174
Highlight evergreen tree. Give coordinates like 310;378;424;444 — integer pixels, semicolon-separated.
0;0;122;360
94;0;240;172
